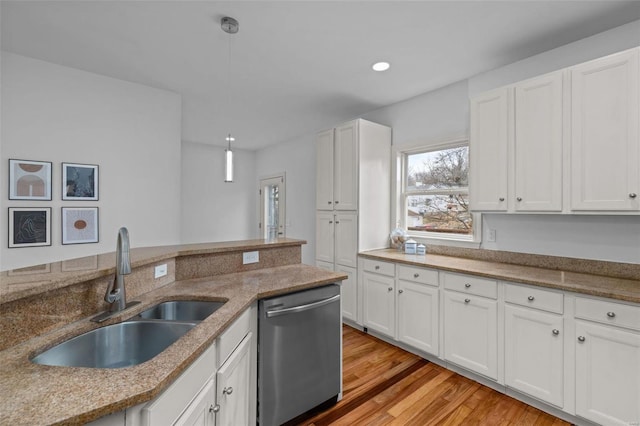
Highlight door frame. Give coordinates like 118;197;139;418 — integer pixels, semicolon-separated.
258;172;286;239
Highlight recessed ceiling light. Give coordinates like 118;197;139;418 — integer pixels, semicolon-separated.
372;61;390;72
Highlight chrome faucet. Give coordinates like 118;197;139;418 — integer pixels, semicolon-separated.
92;227;139;322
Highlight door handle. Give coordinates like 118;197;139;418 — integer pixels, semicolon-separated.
266;294;340;318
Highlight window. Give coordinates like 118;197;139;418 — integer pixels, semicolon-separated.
400;141;474;241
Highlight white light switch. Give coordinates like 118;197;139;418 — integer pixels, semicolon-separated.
154;264;168;278
243;251;259;264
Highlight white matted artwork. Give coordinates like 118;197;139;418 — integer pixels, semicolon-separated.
62;163;99;201
8;159;52;200
62;207;99;244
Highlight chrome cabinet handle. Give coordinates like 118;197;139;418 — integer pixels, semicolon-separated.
334;200;339;204
528;296;535;301
210;404;220;413
223;386;233;395
398;289;404;294
329;220;333;224
517;197;523;201
499;197;505;202
375;265;380;270
414;273;419;278
328;201;332;204
630;193;637;198
607;312;616;318
552;329;560;335
464;283;471;288
578;336;586;342
335;221;340;224
464;298;471;304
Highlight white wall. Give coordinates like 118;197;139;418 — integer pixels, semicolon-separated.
254;134;316;265
180;141;257;243
0;52;182;270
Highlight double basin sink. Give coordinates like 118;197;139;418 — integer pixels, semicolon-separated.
31;300;225;369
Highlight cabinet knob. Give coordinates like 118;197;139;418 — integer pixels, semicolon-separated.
499;197;505;202
517;197;523;202
607;312;616;318
527;296;535;301
329;220;333;224
375;265;380;270
210;404;220;413
578;336;586;342
464;283;471;288
414;273;420;278
335;221;340;224
223;386;233;395
398;289;404;294
552;329;560;336
464;298;471;304
335;200;339;204
328;201;332;204
630;193;637;199
388;287;393;292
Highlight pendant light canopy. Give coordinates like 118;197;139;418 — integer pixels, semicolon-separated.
222;16;238;183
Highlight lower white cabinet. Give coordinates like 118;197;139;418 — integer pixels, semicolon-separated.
362;271;395;338
397;280;439;356
443;290;498;380
336;265;357;322
575;320;640;426
174;379;216;426
215;333;252;426
504;304;564;407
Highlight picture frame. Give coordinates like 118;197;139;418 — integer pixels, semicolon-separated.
62;207;99;244
62;163;99;201
8;207;52;248
8;159;52;201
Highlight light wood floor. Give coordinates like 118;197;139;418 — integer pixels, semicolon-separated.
292;325;570;426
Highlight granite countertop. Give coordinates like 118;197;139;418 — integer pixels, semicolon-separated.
360;249;640;304
0;264;347;425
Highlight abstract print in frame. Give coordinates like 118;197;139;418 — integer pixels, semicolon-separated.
8;207;52;248
62;163;99;201
62;207;99;244
8;159;52;200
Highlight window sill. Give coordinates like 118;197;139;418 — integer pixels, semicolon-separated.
406;233;481;250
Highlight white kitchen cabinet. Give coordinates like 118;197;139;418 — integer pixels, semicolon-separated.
336;265;357;323
334;212;358;268
504;304;564;407
174;380;215;426
333;121;359;211
397;278;439;356
363;270;396;338
513;71;563;212
315;211;335;264
469;87;509;211
316;129;335;211
215;333;252;426
443;289;498;380
570;48;640;212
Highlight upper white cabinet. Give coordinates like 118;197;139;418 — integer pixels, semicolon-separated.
471;47;640;214
315;119;391;323
570;49;640;211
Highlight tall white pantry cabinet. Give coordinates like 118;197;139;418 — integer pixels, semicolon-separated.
315;119;391;322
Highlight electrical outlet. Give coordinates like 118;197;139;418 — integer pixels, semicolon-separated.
154;264;168;278
243;251;259;264
487;229;497;242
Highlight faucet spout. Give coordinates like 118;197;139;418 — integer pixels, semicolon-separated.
105;227;131;312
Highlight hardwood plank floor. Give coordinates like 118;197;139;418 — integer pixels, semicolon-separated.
292;325;570;426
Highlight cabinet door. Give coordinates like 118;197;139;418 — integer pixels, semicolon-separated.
363;272;395;338
334;212;358;268
316;129;335;210
216;333;252;426
504;305;563;407
336;265;357;322
334;121;358;211
397;281;439;356
443;291;498;380
470;87;509;211
174;379;215;426
514;72;563;212
315;211;335;264
570;48;639;211
575;320;640;426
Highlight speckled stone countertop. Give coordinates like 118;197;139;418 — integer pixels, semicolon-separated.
361;249;640;304
0;264;347;425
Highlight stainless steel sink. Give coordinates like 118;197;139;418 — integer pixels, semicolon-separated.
31;321;195;369
137;300;225;322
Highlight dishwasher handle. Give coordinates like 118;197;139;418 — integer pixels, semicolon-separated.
266;294;340;318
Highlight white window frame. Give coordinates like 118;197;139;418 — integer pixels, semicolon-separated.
392;136;481;248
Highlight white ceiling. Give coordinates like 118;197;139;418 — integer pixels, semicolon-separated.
2;1;639;150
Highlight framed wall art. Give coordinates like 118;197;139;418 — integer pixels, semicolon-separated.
8;207;52;248
8;159;52;200
62;163;99;201
62;207;99;244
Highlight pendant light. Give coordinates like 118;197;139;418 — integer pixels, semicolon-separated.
222;16;238;183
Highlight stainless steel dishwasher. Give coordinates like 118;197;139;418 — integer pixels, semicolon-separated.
258;283;341;426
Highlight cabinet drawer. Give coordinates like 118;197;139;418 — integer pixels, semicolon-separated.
398;265;438;287
443;272;497;299
362;258;395;277
217;306;252;367
505;284;563;314
575;297;640;331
